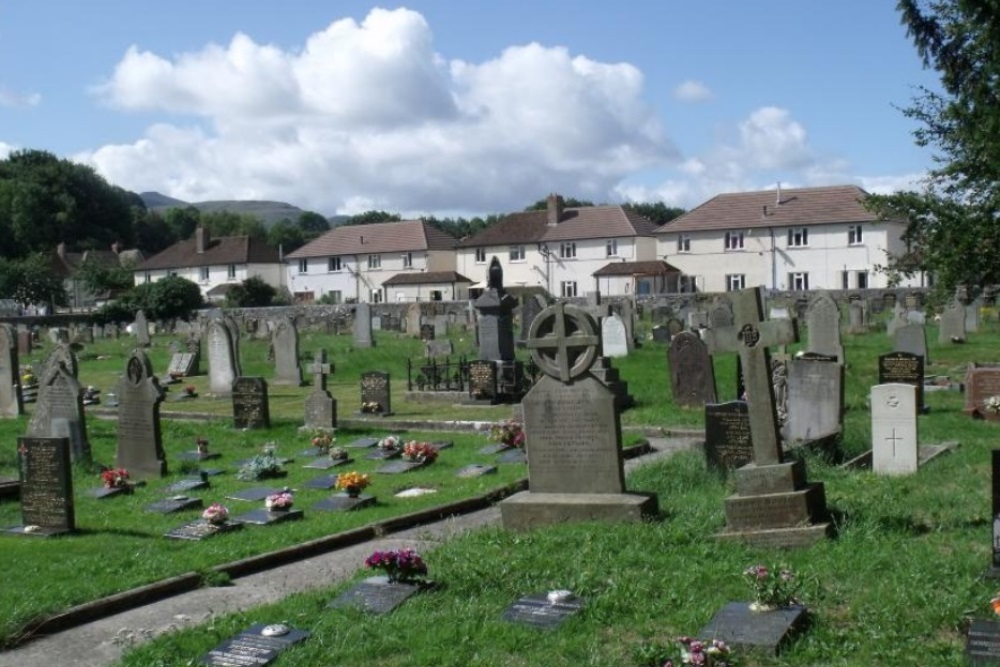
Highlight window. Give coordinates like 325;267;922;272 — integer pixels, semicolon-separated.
509;245;525;262
297;258;308;274
788;272;809;290
560;281;577;297
167;270;178;277
725;274;745;291
857;271;868;289
677;234;691;252
367;254;381;269
787;227;809;247
848;224;863;245
606;239;618;257
431;290;443;301
369;289;383;303
199;267;209;282
475;248;487;263
841;270;850;290
679;275;698;293
327;257;342;272
327;290;342;304
227;264;236;280
559;242;576;259
401;252;413;269
724;231;744;250
143;271;151;283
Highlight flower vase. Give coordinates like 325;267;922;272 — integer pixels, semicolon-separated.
749;601;778;613
346;486;361;499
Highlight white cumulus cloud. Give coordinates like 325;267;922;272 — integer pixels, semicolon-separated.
0;88;40;108
673;80;712;103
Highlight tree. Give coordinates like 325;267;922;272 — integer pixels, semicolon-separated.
0;253;68;309
225;275;277;308
345;210;401;225
75;253;136;295
624;202;686;227
297;211;330;235
138;276;203;320
865;1;1000;296
524;196;595;211
266;220;306;254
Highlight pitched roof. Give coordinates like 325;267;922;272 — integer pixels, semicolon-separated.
136;235;280;270
655;185;877;234
382;271;473;286
592;260;681;277
286;220;457;259
456;205;658;248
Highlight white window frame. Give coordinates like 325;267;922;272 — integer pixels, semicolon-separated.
848;224;863;245
143;271;151;283
328;290;342;304
724;231;744;250
677;234;691;253
725;274;745;291
789;272;809;290
327;256;342;272
297;258;308;274
367;254;381;270
509;245;525;262
559;242;576;259
401;252;413;269
560;280;578;297
475;248;487;263
199;266;210;282
369;288;383;303
787;227;809;248
606;239;618;257
227;264;236;280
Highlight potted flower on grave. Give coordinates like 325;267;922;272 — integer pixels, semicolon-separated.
635;637;733;667
335;471;371;498
202;502;229;525
402;441;438;465
361;401;382;414
20;368;36;388
264;490;294;512
489;420;526;449
196;437;209;455
311;432;334;454
328;446;349;462
364;548;428;584
984;396;1000;421
182;385;198;398
743;564;800;612
377;435;403;454
101;467;130;489
236;454;284;482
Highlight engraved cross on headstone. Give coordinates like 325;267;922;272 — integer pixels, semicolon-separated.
308;349;332;393
702;287;798;466
886;429;903;457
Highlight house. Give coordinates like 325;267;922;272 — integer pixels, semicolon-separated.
592;260;682;296
53;242;145;311
133;227;284;302
456;195;661;298
284;220;459;303
654;185;922;293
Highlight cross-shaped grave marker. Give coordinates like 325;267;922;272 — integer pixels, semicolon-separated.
525;302;599;382
308;349;333;393
702;287;798;466
886;429;903;457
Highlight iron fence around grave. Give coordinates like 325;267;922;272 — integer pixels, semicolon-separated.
406;356;543;396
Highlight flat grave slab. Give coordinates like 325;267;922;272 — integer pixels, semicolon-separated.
428;440;453;451
479;443;512;456
366;449;401;461
346;437;379;449
299;448;323;458
497;449;527;464
164;520;243;541
303;457;351;470
303;475;339;490
967;619;1000;666
328;576;423;614
199;468;224;477
202;623;310;667
226;487;285;502
88;486;133;499
177;451;221;462
377;460;426;474
165;477;210;493
312;494;375;512
231;508;304;525
456;464;497;478
698;602;808;655
145;496;204;514
502;592;585;630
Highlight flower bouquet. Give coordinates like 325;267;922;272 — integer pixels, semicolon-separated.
636;637;733;667
311;432;334;453
361;401;382;414
377;435;402;453
364;548;428;584
101;468;130;489
182;385;198;398
336;471;371;498
743;564;799;612
489;420;526;449
328;446;349;461
986;395;1000;416
20;369;36;387
402;441;438;464
202;503;229;525
264;491;294;511
236;454;284;482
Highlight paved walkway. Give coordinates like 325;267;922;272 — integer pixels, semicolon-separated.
0;437;699;667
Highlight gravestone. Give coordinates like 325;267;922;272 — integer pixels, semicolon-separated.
687;310;709;329
467;360;498;403
420;323;434;341
783;357;843;445
966;619;1000;666
651;326;670;344
232;377;270;429
500;302;658;530
620;298;638;350
805;291;843;363
434;314;448;338
702;287;831;547
165;352;197;378
710;298;734;329
847;300;866;334
6;436;74;536
667;331;717;408
871;383;919;475
886;302;907;336
938;300;966;342
878;351;924;415
990;450;1000;577
907;309;926;325
134;309;151;347
666;318;684;339
304;349;336;429
967;299;983;333
424;340;453;358
894;323;929;363
271;316;303;386
601;313;628;358
502;592;585;629
354;302;374;348
329;577;424;614
699;602;808;656
965;363;1000;419
17;329;31;356
405;303;421;336
145;496;203;514
519;294;546;345
704;401;753;470
474;257;517;361
26;352;90;465
360;371;391;416
0;324;23;417
207;318;240;396
114;348;167;479
44;342;78;379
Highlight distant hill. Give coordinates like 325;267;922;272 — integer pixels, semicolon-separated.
139;191;333;227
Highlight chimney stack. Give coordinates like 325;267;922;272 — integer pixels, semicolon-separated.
776;182;782;205
195;226;209;254
547;193;564;227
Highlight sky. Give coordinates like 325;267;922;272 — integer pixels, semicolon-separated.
0;2;943;219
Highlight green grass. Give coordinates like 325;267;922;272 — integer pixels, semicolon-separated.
6;314;1000;665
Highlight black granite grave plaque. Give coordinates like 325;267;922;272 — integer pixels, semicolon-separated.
502;593;585;629
479;442;512;456
468;360;498;402
428;441;453;451
698;602;807;655
165;477;210;493
88;486;132;499
878;351;925;413
202;623;309;667
232;377;270;429
497;449;527;464
303;458;351;470
359;372;391;416
346;437;379;449
145;496;203;514
10;436;74;535
304;475;339;490
226;487;285;502
165;520;243;541
231;508;304;525
178;451;222;462
456;464;497;478
378;460;424;474
704;401;754;470
366;448;401;461
312;494;375;512
328;577;422;614
967;619;1000;666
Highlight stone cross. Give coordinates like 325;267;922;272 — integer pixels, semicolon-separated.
525;302;599;382
308;349;332;393
702;287;798;466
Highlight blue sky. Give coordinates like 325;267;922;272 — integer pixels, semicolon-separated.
0;2;941;217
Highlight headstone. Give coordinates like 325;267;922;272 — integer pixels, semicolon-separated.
420;323;435;341
906;309;926;325
666;318;684;338
474;257;517;361
271;316;303;386
0;324;23;417
164;520;242;541
886;302;907;336
967;299;983;333
467;360;498;403
456;464;498;478
304;349;336;430
165;352;196;378
114;348;167;479
990;450;1000;577
424;340;453;358
698;602;808;656
232;377;270;429
43;342;78;379
768;306;790;320
965;363;1000;419
966;619;1000;666
784;357;843;444
134;309;151;347
894;323;929;363
704;401;753;470
207;318;240;396
6;436;74;535
17;329;31;356
500;302;658;530
519;295;546;345
871;383;919;475
651;326;670;344
847;300;866;334
354;303;374;348
710;298;734;329
878;351;925;415
805;291;843;363
405;303;422;336
145;496;203;514
601;313;628;358
938;301;966;342
360;371;391;416
26;352;90;464
668;331;717;408
434;315;448;338
329;577;424;614
687;310;709;329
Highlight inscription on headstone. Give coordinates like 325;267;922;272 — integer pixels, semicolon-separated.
10;437;74;534
878;351;924;415
114;348;167;479
467;360;497;402
704;402;754;470
668;331;717;408
232;377;270;429
360;371;391;416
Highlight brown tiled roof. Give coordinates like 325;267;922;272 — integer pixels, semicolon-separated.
136;235;280;270
593;260;681;277
655;185;877;234
456;205;658;248
382;271;473;286
286;220;457;259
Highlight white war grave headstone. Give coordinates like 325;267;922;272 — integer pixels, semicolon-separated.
871;383;918;475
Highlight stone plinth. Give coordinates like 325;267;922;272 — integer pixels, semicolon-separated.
500;491;658;531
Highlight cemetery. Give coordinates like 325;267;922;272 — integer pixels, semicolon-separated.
1;292;1000;665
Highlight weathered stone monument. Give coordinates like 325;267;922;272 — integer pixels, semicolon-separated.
938;300;966;343
353;303;375;348
806;291;843;363
134;309;151;347
783;355;843;446
702;287;831;547
271;316;303;386
0;323;23;417
27;348;90;465
500;302;658;530
232;377;270;429
207;317;240;396
894;323;930;363
114;348;167;479
7;436;74;536
474;257;517;362
601;313;629;358
304;349;336;430
871;383;918;475
668;331;717;408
